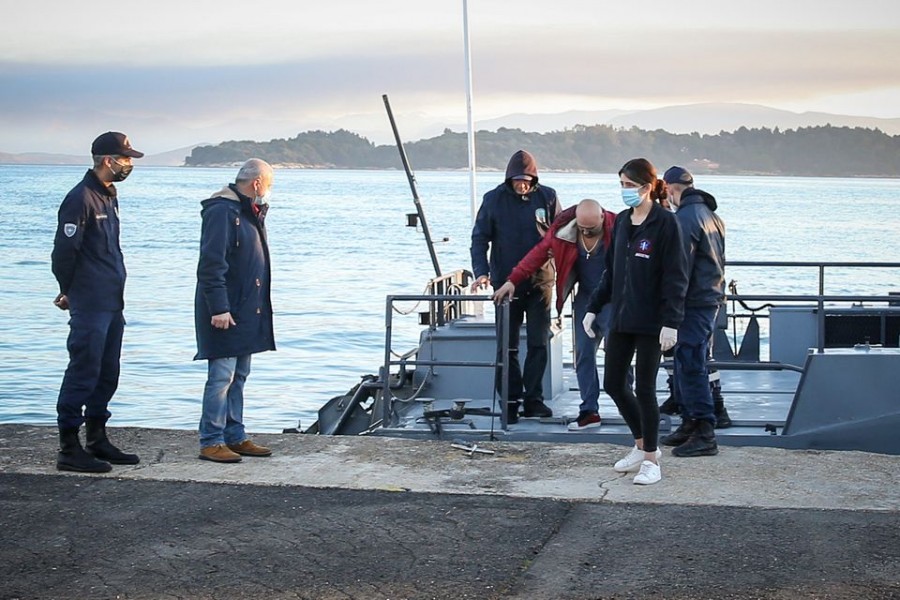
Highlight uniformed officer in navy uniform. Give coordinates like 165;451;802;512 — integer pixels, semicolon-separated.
51;131;144;473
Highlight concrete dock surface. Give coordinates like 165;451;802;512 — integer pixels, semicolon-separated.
1;423;898;599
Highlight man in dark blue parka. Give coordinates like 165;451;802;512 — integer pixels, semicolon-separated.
194;159;276;463
659;166;727;457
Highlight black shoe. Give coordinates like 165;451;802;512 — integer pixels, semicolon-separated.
672;420;719;457
522;399;553;418
660;418;697;446
85;419;140;465
714;402;732;429
57;427;112;473
505;400;520;425
659;395;681;416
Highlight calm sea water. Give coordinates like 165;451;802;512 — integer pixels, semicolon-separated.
1;165;899;433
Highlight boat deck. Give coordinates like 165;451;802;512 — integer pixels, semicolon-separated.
373;362;804;446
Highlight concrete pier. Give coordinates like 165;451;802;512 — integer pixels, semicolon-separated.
1;424;898;599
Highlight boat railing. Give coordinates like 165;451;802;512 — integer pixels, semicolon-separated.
712;261;900;367
418;269;478;327
381;291;512;430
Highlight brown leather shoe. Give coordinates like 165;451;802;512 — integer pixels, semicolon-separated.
199;444;242;463
227;439;272;457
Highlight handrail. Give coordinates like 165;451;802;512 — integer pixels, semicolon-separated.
381;293;511;432
725;261;900;268
660;359;805;374
722;261;900;354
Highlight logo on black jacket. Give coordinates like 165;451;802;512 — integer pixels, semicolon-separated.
635;239;652;259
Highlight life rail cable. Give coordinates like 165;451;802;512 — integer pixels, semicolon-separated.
727;279;775;312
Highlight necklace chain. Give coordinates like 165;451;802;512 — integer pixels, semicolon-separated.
580;234;600;256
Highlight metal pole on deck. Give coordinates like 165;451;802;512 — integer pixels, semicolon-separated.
383;94;442;279
462;0;478;224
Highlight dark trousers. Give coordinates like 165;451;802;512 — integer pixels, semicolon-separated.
56;310;125;429
673;306;717;424
603;330;662;452
496;286;549;402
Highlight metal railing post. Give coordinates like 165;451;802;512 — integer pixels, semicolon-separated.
382;295;395;426
499;299;510;431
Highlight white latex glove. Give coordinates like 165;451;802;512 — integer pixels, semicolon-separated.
582;312;597;339
659;326;678;351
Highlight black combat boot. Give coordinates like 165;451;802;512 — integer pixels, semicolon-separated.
85;418;140;465
711;380;732;429
57;427;112;473
522;398;553;418
672;419;719;457
658;376;681;415
660;417;697;447
506;400;521;425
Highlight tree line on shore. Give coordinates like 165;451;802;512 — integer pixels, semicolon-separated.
184;124;900;177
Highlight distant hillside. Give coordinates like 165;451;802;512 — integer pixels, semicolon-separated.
184;124;900;177
604;103;900;136
444;103;900;138
0;145;201;167
141;145;205;166
0;152;86;166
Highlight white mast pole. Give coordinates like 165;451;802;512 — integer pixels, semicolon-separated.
462;0;477;224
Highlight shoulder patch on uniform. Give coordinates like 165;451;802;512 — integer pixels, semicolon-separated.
63;223;77;238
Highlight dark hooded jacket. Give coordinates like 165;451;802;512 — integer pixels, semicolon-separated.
194;184;275;360
587;202;689;335
51;170;127;312
675;187;726;307
470;150;560;289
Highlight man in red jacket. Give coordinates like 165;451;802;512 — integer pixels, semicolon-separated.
493;199;617;430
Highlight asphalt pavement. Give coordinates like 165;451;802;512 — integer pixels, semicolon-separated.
1;424;898;600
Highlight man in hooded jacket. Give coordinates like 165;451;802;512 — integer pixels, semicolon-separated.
471;150;560;423
659;166;727;457
194;158;276;463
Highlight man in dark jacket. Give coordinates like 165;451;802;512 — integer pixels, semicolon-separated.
471;150;560;423
51;131;144;473
194;159;276;463
659;166;727;457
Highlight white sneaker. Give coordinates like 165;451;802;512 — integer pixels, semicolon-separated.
613;446;662;473
633;460;662;485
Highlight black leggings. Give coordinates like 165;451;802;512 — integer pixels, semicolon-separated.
603;330;662;453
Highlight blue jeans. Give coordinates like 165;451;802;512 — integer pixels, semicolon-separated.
573;299;633;414
573;299;602;414
57;310;124;429
199;355;251;448
673;306;717;425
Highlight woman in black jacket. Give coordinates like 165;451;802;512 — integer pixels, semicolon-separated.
583;158;688;485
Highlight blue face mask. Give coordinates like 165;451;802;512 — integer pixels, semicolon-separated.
621;187;643;208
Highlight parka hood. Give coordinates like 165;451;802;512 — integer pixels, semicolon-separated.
504;150;539;185
681;187;718;212
202;183;243;206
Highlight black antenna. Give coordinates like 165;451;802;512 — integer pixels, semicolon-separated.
383;94;442;278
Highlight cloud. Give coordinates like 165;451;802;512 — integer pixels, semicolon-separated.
1;15;899;154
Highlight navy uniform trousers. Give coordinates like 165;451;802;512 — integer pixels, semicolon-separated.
56;310;125;429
